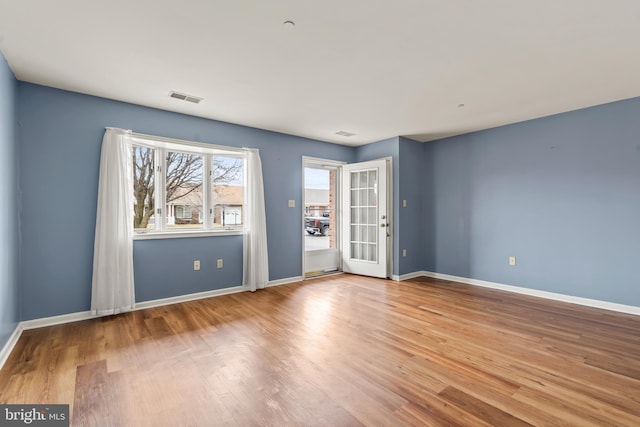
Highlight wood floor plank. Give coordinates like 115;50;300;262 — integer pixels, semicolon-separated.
438;386;533;427
585;354;640;380
72;360;111;426
1;274;639;426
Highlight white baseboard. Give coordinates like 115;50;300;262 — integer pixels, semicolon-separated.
135;286;244;310
266;276;303;288
417;271;640;316
3;311;97;370
21;311;96;331
391;271;426;282
0;324;23;371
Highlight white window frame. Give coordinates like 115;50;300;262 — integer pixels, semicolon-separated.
131;133;245;240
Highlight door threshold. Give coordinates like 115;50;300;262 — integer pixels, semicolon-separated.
304;270;342;279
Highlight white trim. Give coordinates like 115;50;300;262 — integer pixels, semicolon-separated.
416;271;640;316
302;156;345;278
302;156;346;168
134;286;244;310
21;311;96;331
385;157;393;280
134;230;242;240
131;131;245;154
0;324;23;371
130;133;246;236
391;271;425;281
266;276;303;288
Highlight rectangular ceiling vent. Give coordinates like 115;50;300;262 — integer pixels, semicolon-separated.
169;91;203;104
335;130;356;137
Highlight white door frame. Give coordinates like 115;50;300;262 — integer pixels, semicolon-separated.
302;156;346;278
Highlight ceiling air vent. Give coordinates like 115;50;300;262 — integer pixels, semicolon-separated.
169;91;203;104
335;130;356;137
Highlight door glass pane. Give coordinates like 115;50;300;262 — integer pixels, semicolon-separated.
360;225;367;243
368;244;377;261
358;207;367;224
351;243;360;260
349;168;378;262
368;207;376;223
359;171;368;188
368;189;376;205
368;225;377;243
351;188;359;207
351;225;359;241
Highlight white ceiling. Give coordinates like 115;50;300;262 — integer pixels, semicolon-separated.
1;1;639;146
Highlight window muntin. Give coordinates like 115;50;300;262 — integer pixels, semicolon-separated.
131;138;244;236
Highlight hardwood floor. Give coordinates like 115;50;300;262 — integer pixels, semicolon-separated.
1;274;639;426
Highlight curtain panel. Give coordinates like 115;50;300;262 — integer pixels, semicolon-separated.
91;127;135;315
242;148;269;291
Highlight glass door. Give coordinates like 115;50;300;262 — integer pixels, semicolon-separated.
341;158;390;278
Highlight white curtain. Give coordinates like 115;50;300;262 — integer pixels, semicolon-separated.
91;127;135;315
243;148;269;291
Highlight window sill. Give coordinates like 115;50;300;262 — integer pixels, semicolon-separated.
133;230;243;240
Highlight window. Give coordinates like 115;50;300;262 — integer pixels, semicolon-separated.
131;135;244;237
166;151;204;229
175;205;192;219
211;156;244;229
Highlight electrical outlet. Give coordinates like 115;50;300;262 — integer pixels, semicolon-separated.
509;256;516;266
288;200;295;208
402;249;407;257
194;260;200;271
217;259;223;269
403;199;407;208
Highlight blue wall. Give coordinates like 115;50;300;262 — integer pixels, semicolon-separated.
424;97;640;306
398;137;425;274
0;51;19;349
13;80;640;322
17;83;355;320
133;236;243;302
